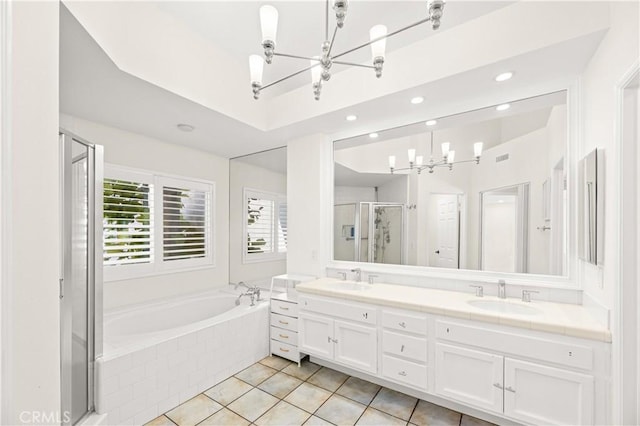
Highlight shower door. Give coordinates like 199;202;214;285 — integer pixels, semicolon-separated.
60;132;103;425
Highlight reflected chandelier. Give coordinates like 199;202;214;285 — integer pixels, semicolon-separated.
389;132;484;174
248;0;446;100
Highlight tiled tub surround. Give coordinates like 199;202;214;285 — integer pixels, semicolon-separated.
295;278;611;425
297;278;610;341
96;290;270;425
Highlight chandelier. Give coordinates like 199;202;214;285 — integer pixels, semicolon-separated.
248;0;446;100
389;132;484;174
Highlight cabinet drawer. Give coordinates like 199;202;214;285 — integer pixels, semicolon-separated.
271;339;299;362
436;320;593;370
271;326;298;345
382;355;427;390
382;330;427;363
299;295;376;325
271;299;298;317
271;313;298;332
382;309;428;335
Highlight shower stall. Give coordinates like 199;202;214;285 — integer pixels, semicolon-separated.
59;131;103;425
334;202;404;264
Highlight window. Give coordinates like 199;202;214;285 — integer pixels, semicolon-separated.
103;165;214;281
244;188;287;262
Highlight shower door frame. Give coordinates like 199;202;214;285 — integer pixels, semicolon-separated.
355;202;405;264
59;130;103;425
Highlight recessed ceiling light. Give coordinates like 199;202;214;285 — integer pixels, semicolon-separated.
346;115;357;121
496;103;510;111
369;132;379;139
495;72;514;82
177;123;195;132
425;119;437;126
411;96;424;105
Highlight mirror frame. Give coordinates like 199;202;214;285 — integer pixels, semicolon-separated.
325;84;580;289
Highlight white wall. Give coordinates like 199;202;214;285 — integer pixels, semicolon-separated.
60;114;229;311
334;186;375;204
6;2;61;423
229;160;286;285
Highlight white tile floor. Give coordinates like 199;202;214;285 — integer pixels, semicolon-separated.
145;356;496;426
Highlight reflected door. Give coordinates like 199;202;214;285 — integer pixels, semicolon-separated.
436;194;460;268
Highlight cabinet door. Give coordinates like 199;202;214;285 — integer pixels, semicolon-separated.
298;312;333;359
334;320;377;374
435;343;503;413
504;358;594;425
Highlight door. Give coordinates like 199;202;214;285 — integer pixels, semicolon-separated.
504;358;594;425
60;133;103;425
436;194;459;268
334;320;377;374
435;343;503;414
298;312;334;358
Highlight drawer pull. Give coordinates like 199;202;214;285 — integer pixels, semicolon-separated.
400;344;405;352
279;306;289;310
363;312;368;319
493;382;503;390
505;386;516;393
399;321;406;328
398;371;407;377
279;320;289;325
279;334;289;339
280;347;290;353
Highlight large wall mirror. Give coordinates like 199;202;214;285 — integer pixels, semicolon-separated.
333;91;568;277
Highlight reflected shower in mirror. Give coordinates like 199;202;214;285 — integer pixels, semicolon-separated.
230;147;287;285
333;91;567;276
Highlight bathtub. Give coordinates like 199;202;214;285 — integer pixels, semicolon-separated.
96;289;270;425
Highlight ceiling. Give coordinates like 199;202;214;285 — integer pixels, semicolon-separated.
59;1;608;159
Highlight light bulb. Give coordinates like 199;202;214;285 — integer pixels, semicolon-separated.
249;55;264;84
388;155;396;168
260;5;278;44
369;25;387;59
447;150;456;164
474;142;484;157
408;149;416;163
441;142;450;157
310;57;322;83
416;156;424;167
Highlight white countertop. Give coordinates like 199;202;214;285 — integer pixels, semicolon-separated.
296;278;611;342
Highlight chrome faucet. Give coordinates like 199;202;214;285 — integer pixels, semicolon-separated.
368;274;378;285
351;268;362;282
337;271;347;281
234;282;261;306
498;280;506;299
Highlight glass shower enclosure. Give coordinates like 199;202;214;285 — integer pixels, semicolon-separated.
334;202;404;264
60;131;103;425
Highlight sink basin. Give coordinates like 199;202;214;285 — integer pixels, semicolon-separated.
467;299;540;316
324;282;372;291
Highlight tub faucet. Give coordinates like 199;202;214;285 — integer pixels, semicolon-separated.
351;268;362;282
236;287;260;306
498;280;506;299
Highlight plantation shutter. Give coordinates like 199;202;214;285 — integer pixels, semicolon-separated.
162;185;208;261
247;197;275;254
278;201;287;253
103;178;153;266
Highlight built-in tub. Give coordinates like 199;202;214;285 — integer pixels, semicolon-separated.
96;290;269;425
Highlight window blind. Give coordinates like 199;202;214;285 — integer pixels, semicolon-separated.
247;197;275;254
163;186;207;261
103;178;153;266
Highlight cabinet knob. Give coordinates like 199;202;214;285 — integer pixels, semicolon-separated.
400;344;405;352
363;312;368;319
399;321;406;328
398;371;407;376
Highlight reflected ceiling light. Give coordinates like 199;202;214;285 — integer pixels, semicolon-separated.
249;0;446;100
369;132;379;138
425;119;438;126
388;133;483;174
495;71;513;82
346;114;357;121
496;103;511;111
411;96;425;105
177;123;195;132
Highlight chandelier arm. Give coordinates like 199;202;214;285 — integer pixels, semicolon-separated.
274;52;320;62
327;26;339;56
333;16;431;60
260;65;316;91
325;0;329;41
332;60;375;69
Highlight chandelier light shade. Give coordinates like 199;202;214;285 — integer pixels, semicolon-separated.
249;0;446;100
388;132;483;174
249;55;265;99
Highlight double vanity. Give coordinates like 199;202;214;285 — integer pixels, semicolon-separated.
293;277;610;426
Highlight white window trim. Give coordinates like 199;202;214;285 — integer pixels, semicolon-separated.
242;187;287;264
104;164;215;282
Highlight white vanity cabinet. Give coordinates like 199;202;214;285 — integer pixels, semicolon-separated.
380;308;428;390
435;320;595;425
298;295;377;374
